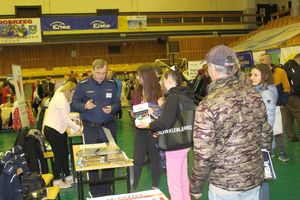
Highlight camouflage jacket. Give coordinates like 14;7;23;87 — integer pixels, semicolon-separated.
190;76;273;195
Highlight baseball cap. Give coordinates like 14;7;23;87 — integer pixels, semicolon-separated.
205;45;238;67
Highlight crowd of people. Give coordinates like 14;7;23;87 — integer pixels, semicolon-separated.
1;44;300;200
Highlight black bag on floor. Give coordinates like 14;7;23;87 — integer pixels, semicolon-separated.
21;172;47;200
157;99;195;151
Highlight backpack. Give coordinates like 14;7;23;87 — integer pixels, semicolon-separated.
0;146;28;200
14;127;30;147
21;172;47;200
22;129;48;174
283;59;300;96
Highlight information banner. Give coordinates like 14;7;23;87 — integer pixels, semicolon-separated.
236;51;254;70
12;64;29;127
127;16;147;30
0;18;41;44
42;16;118;31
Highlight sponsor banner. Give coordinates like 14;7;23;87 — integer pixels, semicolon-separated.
0;18;41;44
127;16;147;30
42;16;118;31
236;51;254;69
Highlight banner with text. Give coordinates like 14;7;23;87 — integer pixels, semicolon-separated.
0;18;41;44
236;51;254;70
42;16;118;31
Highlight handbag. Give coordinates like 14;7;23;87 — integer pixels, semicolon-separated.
157;98;195;151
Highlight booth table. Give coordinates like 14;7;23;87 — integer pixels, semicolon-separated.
73;143;134;200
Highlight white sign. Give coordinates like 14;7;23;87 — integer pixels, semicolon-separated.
188;60;204;79
12;64;29;127
87;189;169;200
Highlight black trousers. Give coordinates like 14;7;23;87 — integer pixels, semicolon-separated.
133;128;162;189
83;120;116;197
44;126;70;180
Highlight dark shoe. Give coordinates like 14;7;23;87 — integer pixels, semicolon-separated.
279;152;290;162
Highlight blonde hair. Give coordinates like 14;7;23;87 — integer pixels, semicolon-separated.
60;81;77;101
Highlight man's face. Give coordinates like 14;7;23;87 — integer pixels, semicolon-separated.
260;55;271;66
92;66;107;83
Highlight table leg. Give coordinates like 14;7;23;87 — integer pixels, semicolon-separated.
77;171;84;200
68;137;76;183
127;167;134;193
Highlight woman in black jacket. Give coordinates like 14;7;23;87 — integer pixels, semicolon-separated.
138;70;195;200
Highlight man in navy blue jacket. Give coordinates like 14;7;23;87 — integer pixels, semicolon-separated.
71;59;120;197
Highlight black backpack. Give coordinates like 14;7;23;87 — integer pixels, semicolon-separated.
0;146;28;200
21;172;47;200
283;59;300;96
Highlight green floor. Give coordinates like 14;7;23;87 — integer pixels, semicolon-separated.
1;108;300;200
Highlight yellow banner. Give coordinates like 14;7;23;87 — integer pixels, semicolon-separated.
0;18;42;44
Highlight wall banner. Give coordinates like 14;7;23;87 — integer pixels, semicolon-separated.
0;18;41;44
236;51;254;70
42;16;118;31
127;16;147;30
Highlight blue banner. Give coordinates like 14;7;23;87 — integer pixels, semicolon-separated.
236;51;254;69
41;16;118;31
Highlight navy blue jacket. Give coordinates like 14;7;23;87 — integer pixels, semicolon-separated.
71;77;121;123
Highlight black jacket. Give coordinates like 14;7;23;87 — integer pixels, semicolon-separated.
150;86;195;131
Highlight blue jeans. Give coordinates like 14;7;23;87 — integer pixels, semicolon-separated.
209;185;260;200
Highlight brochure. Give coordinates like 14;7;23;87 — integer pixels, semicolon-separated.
262;149;276;179
133;102;152;126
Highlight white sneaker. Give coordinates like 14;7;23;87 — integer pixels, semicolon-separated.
53;179;72;189
65;175;74;184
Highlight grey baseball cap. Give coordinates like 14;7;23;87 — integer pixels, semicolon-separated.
205;45;238;67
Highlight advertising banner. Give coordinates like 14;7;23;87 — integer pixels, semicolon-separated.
0;18;41;44
127;16;147;30
42;16;118;31
236;51;254;70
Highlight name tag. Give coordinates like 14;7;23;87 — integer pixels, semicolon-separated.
106;92;112;98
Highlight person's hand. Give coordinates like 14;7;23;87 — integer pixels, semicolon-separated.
153;132;159;138
191;193;202;199
157;97;165;108
148;108;154;116
136;122;150;129
85;100;96;109
102;105;112;114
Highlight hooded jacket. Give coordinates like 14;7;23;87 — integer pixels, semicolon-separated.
150;86;195;132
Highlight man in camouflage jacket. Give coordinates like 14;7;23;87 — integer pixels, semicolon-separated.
190;45;273;200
